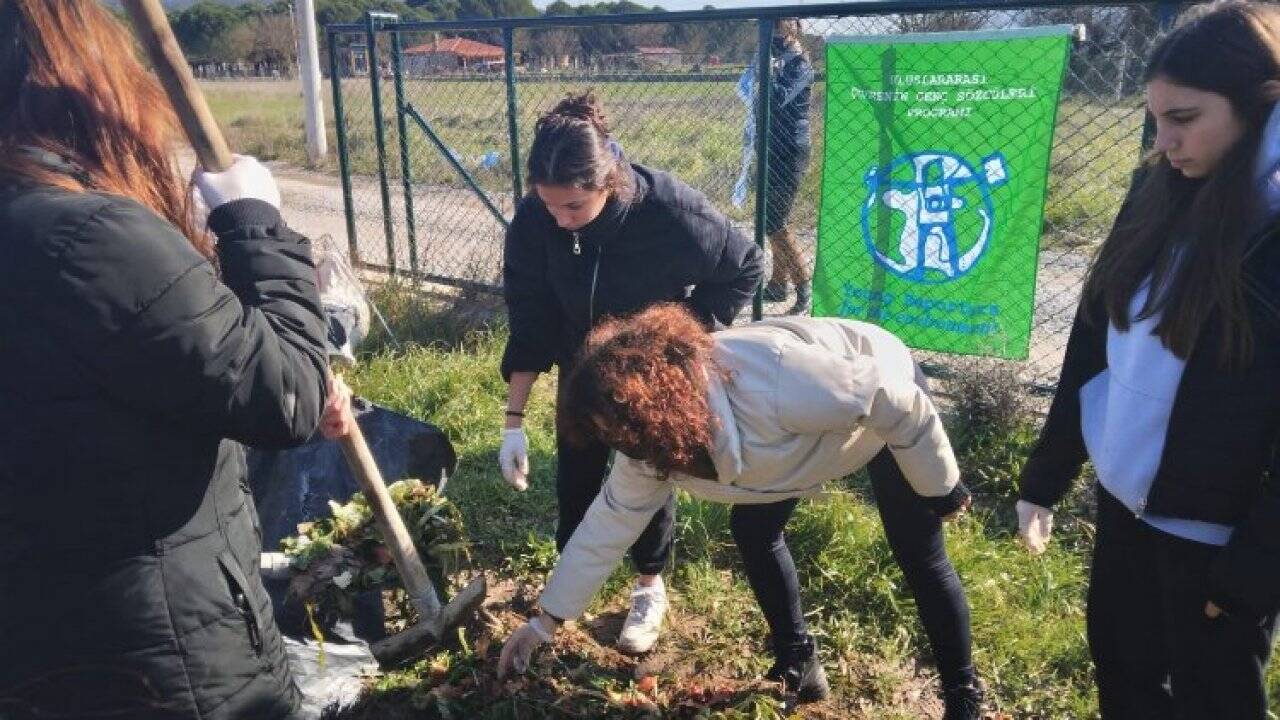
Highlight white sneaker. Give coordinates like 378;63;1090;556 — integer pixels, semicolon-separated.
616;579;668;654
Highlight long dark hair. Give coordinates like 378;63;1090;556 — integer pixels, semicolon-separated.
1083;1;1280;368
0;0;209;256
526;90;633;201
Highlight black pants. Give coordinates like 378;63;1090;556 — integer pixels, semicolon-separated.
729;448;975;689
1088;487;1279;719
554;417;674;577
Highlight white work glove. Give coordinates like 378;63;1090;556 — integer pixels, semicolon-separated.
1016;500;1054;555
499;428;530;491
193;154;281;210
498;614;557;678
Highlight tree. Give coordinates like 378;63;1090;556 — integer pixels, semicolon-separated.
248;12;300;70
412;0;462;21
543;0;573;16
222;23;257;63
531;28;578;65
1018;6;1158;97
892;11;993;33
170;1;241;60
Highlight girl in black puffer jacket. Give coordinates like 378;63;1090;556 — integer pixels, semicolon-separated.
0;3;336;718
498;91;764;657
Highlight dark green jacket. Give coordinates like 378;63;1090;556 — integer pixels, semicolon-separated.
0;183;328;720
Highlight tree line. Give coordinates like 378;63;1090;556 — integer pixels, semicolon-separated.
156;0;770;68
150;0;1158;90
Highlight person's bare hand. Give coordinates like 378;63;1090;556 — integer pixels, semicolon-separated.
320;372;355;440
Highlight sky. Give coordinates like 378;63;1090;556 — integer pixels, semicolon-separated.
532;0;838;10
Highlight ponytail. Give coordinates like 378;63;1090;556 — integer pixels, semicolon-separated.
526;90;632;201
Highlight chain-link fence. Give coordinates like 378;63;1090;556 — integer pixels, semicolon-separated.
324;1;1176;393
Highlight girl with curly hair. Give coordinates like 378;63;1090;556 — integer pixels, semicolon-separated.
498;304;982;718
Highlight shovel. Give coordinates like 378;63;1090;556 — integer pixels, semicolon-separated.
123;0;487;669
329;394;487;667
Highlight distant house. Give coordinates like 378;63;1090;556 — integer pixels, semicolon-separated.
403;37;506;73
633;46;683;67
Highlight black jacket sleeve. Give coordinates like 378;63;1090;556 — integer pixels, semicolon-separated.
50;198;329;449
771;54;812;110
501;201;561;381
1018;297;1106;508
688;212;765;329
1208;240;1280;616
1019;170;1149;509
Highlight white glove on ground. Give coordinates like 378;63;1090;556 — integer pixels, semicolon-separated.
1016;500;1054;555
193;154;281;210
498;614;557;677
499;428;530;491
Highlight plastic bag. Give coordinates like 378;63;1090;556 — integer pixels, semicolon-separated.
314;234;370;364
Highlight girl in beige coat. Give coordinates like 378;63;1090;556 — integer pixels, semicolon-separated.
498;305;981;717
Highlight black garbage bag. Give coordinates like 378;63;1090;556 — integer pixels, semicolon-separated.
247;397;457;551
247;397;457;642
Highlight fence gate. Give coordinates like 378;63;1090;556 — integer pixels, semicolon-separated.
326;0;1179;393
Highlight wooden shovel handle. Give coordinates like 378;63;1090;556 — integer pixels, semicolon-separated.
338;420;442;618
122;0;233;172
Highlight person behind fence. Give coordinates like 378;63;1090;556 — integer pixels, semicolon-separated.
760;17;815;316
497;304;985;717
0;2;350;718
1016;3;1280;717
497;91;764;655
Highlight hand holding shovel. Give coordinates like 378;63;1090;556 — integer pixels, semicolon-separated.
122;0;485;668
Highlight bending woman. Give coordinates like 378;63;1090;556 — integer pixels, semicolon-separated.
498;305;983;718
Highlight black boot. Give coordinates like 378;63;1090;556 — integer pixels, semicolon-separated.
764;636;830;703
763;279;788;302
787;282;811;316
941;681;985;720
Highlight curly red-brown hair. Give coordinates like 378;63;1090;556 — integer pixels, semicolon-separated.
560;304;720;476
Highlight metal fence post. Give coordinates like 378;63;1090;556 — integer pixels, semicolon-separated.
390;28;419;275
328;30;359;265
503;27;524;205
366;11;398;275
752;18;775;322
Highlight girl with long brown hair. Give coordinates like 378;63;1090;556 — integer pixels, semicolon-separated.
1018;2;1280;716
0;2;336;718
497;305;983;718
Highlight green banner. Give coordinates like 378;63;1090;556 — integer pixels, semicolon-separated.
814;27;1071;360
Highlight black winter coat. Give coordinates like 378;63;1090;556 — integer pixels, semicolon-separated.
767;49;813;158
1020;215;1280;617
0;184;329;720
501;164;764;379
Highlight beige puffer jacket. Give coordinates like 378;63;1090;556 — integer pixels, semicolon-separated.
539;316;960;621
